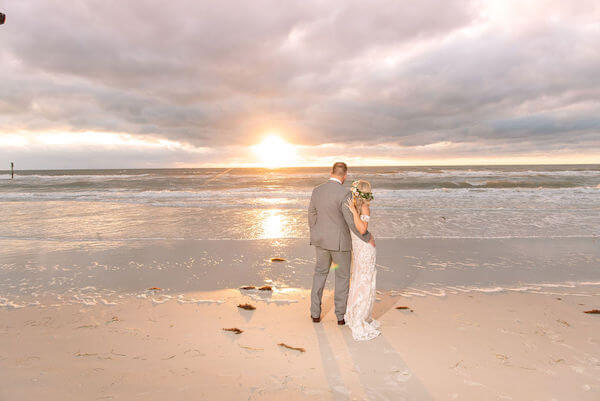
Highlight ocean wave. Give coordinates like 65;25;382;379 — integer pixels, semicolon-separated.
2;166;599;192
381;169;600;178
0;185;598;202
0;173;155;181
2;179;596;191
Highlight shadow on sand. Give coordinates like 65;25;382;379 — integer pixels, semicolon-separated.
312;316;433;401
312;323;351;401
341;329;433;401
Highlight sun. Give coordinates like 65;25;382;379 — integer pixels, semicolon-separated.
251;135;298;168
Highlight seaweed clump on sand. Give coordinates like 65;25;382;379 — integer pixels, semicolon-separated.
258;285;272;291
584;309;600;314
278;343;305;352
223;328;243;334
237;303;256;310
106;316;120;324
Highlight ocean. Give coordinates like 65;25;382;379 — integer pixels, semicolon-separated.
1;165;599;308
1;165;599;241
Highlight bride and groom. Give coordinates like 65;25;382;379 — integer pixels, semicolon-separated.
308;162;380;341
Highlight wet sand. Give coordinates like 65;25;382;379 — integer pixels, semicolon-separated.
2;237;600;308
1;288;599;400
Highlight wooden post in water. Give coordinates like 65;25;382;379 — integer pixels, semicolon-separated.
10;162;14;179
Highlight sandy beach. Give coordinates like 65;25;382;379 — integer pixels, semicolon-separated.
1;286;600;401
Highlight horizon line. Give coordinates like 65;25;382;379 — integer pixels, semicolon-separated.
2;161;600;172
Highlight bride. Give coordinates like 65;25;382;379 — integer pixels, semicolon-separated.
344;180;380;341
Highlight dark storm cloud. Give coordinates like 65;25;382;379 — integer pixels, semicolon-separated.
1;0;599;156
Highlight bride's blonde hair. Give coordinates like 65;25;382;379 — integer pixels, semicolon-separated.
352;180;372;212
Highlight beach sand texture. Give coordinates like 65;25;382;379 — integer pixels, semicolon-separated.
1;288;599;401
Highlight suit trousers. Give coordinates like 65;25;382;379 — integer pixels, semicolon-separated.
310;246;352;321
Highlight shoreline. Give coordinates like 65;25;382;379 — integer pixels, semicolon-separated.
2;236;600;309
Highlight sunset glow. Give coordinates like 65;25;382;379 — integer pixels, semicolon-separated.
251;136;299;168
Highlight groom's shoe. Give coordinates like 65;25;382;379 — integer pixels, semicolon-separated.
311;316;321;323
337;319;345;326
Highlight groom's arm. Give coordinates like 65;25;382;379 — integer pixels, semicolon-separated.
308;189;317;228
342;193;371;243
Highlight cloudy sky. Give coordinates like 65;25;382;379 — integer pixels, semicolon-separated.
1;0;599;168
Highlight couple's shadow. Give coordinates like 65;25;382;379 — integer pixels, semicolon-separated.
315;293;432;401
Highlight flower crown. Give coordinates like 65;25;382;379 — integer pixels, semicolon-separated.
351;181;374;201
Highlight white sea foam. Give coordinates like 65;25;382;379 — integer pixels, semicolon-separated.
0;297;26;309
71;294;98;306
177;295;225;304
391;281;600;298
246;294;299;304
151;297;171;305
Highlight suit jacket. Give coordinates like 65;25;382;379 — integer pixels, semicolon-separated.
308;180;372;251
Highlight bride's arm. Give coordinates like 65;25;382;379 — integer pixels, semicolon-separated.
346;198;368;234
342;195;371;242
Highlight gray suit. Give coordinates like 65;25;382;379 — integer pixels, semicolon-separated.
308;179;372;320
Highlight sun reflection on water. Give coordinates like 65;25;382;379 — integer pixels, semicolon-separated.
262;210;283;238
260;209;293;239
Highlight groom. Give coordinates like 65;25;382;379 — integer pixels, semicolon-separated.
308;162;374;325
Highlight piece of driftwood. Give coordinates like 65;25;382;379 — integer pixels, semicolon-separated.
258;285;272;291
278;343;305;352
223;327;243;334
148;287;161;290
237;303;256;310
270;258;286;262
239;345;263;351
584;309;600;314
395;306;414;312
240;286;256;290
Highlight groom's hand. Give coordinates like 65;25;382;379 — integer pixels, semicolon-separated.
369;236;375;247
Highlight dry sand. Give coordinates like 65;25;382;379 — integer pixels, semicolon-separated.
1;288;599;401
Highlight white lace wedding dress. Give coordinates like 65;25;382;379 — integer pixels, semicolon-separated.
344;215;380;341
